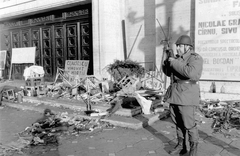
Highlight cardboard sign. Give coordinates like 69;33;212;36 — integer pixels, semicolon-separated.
64;60;89;84
11;47;36;64
143;78;162;90
0;50;7;70
141;71;164;90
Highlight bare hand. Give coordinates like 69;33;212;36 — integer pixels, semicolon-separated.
168;57;175;62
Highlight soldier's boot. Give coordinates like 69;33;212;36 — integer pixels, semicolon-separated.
189;142;198;156
169;138;187;155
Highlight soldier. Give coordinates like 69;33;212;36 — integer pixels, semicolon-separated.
162;35;203;156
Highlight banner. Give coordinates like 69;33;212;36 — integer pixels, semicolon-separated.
11;47;36;64
0;50;7;70
195;0;240;81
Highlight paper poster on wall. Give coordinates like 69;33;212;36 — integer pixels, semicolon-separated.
11;47;36;64
195;0;240;81
0;50;7;70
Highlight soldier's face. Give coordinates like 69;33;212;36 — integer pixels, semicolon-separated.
176;44;184;56
177;44;190;56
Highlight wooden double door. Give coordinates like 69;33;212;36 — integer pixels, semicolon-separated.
2;21;92;81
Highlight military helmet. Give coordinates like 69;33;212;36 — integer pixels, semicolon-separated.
44;108;54;115
175;35;192;47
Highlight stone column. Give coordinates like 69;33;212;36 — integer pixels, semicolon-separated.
92;0;125;79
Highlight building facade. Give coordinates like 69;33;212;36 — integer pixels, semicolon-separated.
0;0;195;80
4;0;238;95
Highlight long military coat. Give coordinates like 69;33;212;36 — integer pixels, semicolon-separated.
162;50;203;106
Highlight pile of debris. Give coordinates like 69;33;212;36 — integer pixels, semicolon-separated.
1;60;166;117
22;59;165;116
26;74;165;116
0;108;114;155
199;99;240;137
18;108;114;146
45;76;110;104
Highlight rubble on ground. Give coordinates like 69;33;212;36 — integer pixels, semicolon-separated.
18;109;115;146
0;109;115;154
199;99;240;137
0;108;115;155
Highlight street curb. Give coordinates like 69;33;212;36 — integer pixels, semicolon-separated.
3;100;169;130
23;96;143;117
3;101;44;113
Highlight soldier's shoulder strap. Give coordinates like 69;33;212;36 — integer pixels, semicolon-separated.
191;52;202;60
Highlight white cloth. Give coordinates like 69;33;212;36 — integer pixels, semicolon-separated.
134;93;152;115
23;65;45;80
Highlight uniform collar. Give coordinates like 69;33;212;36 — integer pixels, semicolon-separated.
180;50;192;60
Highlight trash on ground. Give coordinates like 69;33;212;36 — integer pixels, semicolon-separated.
199;99;240;138
10;108;115;153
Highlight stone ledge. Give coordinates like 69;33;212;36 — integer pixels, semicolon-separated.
201;92;240;101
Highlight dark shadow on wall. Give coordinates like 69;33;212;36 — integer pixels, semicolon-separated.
126;0;194;71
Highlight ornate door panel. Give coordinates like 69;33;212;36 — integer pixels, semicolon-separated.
3;21;92;81
31;28;41;65
80;22;93;75
12;31;20;48
54;25;65;70
8;29;39;80
66;24;78;60
12;29;33;79
22;29;30;47
11;30;23;79
42;27;54;81
18;29;32;78
65;22;93;75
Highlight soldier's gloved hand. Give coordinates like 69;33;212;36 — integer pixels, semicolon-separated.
163;58;171;66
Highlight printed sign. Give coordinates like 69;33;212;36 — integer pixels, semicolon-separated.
0;50;7;70
195;0;240;81
64;60;89;84
11;47;36;64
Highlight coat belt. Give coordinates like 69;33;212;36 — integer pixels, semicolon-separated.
174;80;198;84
